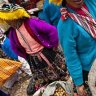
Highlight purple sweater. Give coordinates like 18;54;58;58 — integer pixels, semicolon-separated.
9;18;58;58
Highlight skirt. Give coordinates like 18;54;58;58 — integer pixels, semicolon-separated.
27;48;69;95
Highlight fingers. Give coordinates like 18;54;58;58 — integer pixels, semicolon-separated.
78;90;87;96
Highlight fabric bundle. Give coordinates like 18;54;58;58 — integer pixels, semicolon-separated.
0;58;21;86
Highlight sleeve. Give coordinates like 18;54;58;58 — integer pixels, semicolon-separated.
38;11;51;24
9;28;27;59
42;0;52;23
57;19;83;86
43;1;61;27
31;18;59;47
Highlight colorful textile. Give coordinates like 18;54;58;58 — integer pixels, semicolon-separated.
0;58;21;86
57;0;96;86
27;48;68;95
61;6;96;39
88;59;96;96
9;18;58;58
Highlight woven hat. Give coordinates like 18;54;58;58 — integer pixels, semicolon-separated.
0;3;30;21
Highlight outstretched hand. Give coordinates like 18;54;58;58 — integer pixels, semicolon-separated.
77;85;87;96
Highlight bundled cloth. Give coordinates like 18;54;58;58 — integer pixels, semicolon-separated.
33;81;74;96
0;58;21;86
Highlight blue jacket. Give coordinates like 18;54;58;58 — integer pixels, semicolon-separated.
0;37;18;60
38;0;62;27
58;0;96;86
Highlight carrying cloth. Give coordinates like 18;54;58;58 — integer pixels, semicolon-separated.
61;6;96;39
42;81;73;96
0;58;21;86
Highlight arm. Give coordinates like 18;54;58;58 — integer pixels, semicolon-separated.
58;19;83;86
43;0;61;27
29;18;59;47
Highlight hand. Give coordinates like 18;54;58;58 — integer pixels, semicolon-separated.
76;85;87;96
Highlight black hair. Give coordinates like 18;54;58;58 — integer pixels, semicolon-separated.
62;0;66;7
8;0;16;5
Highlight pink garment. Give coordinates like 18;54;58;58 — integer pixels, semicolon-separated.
16;24;53;68
16;23;44;54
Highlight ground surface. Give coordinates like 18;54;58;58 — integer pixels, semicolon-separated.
1;73;31;96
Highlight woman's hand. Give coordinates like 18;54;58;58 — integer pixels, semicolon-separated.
76;85;87;96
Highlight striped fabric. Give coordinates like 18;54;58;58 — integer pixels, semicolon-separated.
61;7;96;39
0;58;21;86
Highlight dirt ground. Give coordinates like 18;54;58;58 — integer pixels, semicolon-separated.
1;74;31;96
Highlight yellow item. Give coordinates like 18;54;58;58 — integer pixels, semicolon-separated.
49;0;62;5
0;8;30;21
0;58;21;86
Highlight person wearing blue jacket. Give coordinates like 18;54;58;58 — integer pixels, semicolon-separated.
38;0;62;27
0;36;18;60
49;0;96;95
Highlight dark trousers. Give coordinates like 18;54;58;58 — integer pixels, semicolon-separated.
83;70;89;87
